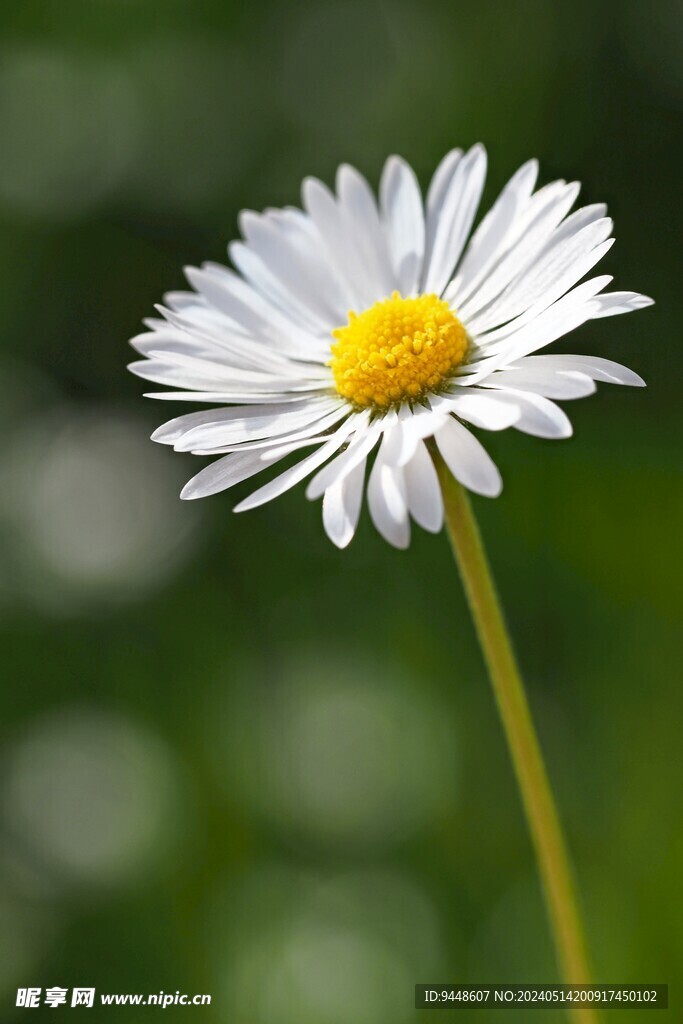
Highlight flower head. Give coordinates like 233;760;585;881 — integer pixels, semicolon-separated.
129;145;652;548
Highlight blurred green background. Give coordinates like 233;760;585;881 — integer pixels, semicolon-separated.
0;1;680;1021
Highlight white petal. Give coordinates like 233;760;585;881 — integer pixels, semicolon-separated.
147;303;306;372
302;176;381;310
535;202;607;252
376;406;442;468
322;458;366;549
238;208;348;325
515;354;645;387
229;239;333;336
184;263;330;360
446;158;538;307
379;405;450;467
367;443;410;548
129;355;326;394
130;329;206;359
160;293;198;314
189;405;351;456
150;307;330;379
458;180;580;323
305;418;384;499
422;144;487;296
481;366;596;400
468;223;614;340
425;148;463;230
150;303;333;376
380;155;425;296
132;330;275;372
152;399;332;446
437;392;521;431
184;264;272;331
172;398;345;452
435;417;502;497
336;163;396;298
463;276;613;380
132;346;273;384
589;291;654;317
373;409;405;465
403;440;443;532
233;414;363;512
489;389;573;439
129;359;249;392
137;333;330;383
180;449;287;500
144;389;317;404
259;409;369;461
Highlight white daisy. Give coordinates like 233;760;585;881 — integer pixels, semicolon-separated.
129;145;652;549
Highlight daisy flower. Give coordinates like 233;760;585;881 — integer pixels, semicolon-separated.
129;145;652;549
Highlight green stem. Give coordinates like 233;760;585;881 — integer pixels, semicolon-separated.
435;455;599;1024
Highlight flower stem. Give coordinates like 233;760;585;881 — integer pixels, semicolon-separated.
435;455;599;1024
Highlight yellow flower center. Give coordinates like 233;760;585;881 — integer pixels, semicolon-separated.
329;292;468;409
